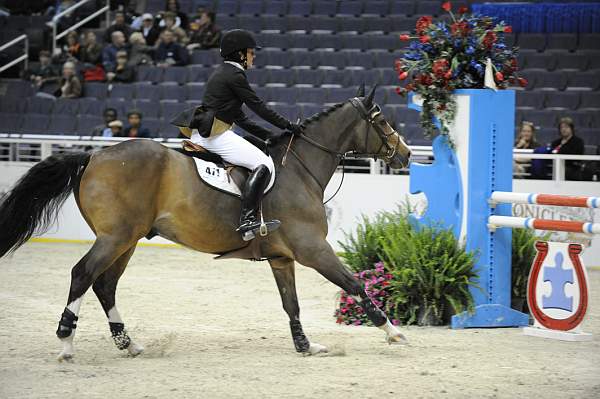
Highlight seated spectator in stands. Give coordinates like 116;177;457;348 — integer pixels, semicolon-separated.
103;31;128;72
157;0;189;30
139;13;160;46
513;121;539;177
551;117;585;181
108;120;124;137
155;30;189;67
160;11;188;45
187;10;221;50
103;11;133;43
92;108;118;136
80;31;103;65
119;111;151;138
106;51;135;83
128;32;154;66
63;31;81;60
27;50;60;89
54;61;82;98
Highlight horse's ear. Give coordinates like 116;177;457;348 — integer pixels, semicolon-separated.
364;85;377;107
356;83;365;97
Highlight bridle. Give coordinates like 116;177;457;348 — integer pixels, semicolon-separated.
282;98;404;203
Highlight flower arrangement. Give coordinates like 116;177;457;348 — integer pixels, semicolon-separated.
334;261;400;326
394;1;526;139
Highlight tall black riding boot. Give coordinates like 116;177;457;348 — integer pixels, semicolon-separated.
236;165;280;241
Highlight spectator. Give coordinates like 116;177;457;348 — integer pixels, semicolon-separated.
80;31;103;65
92;108;118;136
139;13;160;46
54;61;82;98
103;11;133;43
160;11;188;45
155;30;189;66
551;117;585;180
107;51;135;83
103;31;128;72
187;9;221;50
158;0;189;30
27;50;60;89
64;31;81;60
120;111;152;138
128;32;154;66
513;121;539;177
108;120;124;137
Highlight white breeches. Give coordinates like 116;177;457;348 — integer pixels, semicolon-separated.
191;129;275;189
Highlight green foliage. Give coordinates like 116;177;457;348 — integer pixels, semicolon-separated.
511;228;552;299
337;203;477;326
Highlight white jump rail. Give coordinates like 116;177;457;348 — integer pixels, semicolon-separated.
488;215;600;234
490;191;599;208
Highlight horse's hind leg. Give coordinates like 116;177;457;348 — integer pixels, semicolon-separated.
269;258;328;355
92;246;144;356
56;236;134;361
296;241;407;345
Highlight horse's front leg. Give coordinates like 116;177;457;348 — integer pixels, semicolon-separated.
268;257;328;355
296;241;407;345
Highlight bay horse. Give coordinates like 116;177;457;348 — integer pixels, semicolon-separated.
0;86;411;360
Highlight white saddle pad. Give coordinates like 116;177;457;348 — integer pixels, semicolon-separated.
193;157;274;197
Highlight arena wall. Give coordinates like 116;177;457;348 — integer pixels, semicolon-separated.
1;162;598;265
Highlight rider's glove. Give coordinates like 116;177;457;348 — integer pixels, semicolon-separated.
287;122;303;136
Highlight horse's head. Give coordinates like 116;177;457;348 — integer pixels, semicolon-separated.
348;85;411;169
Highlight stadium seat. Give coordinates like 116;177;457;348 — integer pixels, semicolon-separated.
363;16;392;33
317;49;345;69
52;98;80;115
328;87;357;104
160;83;186;101
161;101;187;122
238;0;263;16
288;1;312;16
163;66;188;85
135;84;161;101
190;49;220;66
311;16;337;32
415;1;442;17
524;110;558;127
518;34;547;52
298;103;322;119
364;1;390;16
76;115;103;135
544;91;580;110
389;15;417;32
216;0;238;16
143;118;162;137
338;17;364;33
523;53;557;71
320;68;348;86
84;82;108;99
337;1;363;16
566;71;599;91
160;118;182;138
20;113;50;134
25;96;54;114
516;91;545;110
296;86;327;103
578;34;600;51
136;66;164;83
373;50;398;69
535;71;568;91
187;65;215;83
109;84;134;100
293;69;323;86
269;86;298;103
238;15;262;32
103;99;127;118
47;115;77;135
264;1;287;16
186;82;206;101
1;113;24;133
579;92;600;110
390;1;415;16
555;53;589;71
78;98;105;116
268;68;294;86
261;16;286;31
545;34;577;52
133;100;161;119
289;49;320;68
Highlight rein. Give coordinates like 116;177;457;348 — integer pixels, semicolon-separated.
281;98;398;204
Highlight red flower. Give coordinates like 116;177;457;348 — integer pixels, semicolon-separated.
511;58;518;69
504;26;512;33
399;34;410;41
395;86;405;96
495;72;504;81
518;77;528;87
482;31;497;49
398;71;408;80
444;69;453;80
458;6;468;14
418;74;433;85
394;59;402;70
432;58;449;77
415;16;433;35
451;21;469;36
441;1;451;12
419;35;431;43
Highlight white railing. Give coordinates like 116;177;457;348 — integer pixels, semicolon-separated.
52;0;110;54
0;34;29;74
0;135;598;181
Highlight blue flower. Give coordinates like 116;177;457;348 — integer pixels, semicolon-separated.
466;46;475;55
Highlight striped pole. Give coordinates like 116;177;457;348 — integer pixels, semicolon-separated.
490;191;599;209
488;216;600;234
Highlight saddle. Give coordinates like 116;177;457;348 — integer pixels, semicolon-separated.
176;136;274;198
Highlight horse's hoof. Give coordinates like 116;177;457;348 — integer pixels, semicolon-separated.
127;341;144;357
386;333;408;345
57;352;74;362
304;342;328;355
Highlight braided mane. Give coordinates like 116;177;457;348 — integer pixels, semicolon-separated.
300;101;347;129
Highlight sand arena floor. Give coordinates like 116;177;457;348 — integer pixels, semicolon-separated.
1;243;599;399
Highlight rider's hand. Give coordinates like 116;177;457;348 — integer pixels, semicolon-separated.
287;122;303;136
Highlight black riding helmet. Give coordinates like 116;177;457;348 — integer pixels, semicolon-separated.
220;29;261;58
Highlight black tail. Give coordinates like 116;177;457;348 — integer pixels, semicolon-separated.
0;152;91;258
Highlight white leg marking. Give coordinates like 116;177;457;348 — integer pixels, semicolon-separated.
379;320;408;345
58;296;84;361
306;342;328;355
107;306;123;323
